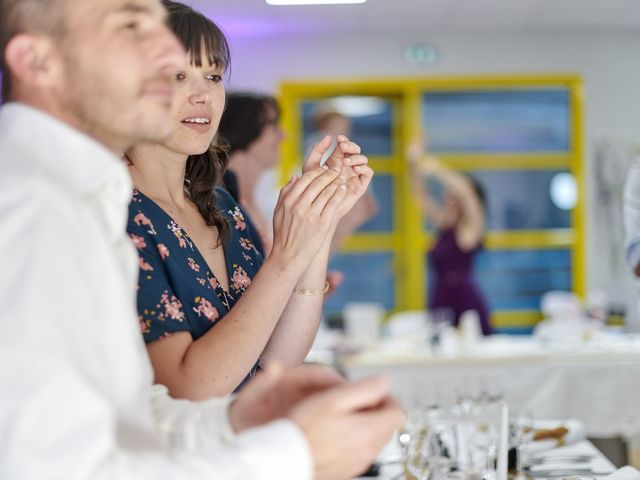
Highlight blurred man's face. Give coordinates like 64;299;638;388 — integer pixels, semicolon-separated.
53;0;185;152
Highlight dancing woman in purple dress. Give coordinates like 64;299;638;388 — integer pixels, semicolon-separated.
408;140;493;335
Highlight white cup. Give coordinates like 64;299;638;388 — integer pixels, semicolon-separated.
460;309;482;350
343;302;384;347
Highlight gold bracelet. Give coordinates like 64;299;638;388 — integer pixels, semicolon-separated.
293;281;330;296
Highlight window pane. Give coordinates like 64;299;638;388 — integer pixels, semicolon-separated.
421;169;573;231
428;248;571;311
422;89;571;153
477;249;572;310
324;252;395;312
474;169;572;230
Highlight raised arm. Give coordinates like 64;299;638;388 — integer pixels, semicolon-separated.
407;136;485;249
424;160;485;251
262;135;374;365
407;138;451;229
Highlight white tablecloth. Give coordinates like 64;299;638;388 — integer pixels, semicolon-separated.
361;439;616;479
343;334;640;438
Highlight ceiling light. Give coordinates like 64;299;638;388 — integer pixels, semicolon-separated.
550;172;577;210
328;96;387;117
266;0;366;5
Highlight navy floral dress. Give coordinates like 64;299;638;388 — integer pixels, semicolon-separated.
127;186;264;381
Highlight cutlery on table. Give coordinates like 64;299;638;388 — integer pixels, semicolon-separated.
526;468;612;477
526;455;595;465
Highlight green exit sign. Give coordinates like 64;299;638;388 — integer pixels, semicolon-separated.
404;44;438;64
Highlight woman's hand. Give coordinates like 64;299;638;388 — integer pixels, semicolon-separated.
407;136;425;166
270;164;348;267
305;134;374;223
407;134;440;175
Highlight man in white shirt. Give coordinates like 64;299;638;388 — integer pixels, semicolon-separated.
625;159;640;277
0;0;404;479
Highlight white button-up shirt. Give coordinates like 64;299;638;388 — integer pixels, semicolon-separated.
0;103;312;479
625;158;640;273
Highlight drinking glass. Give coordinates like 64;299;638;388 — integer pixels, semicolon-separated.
512;411;534;480
405;406;452;480
469;399;503;480
429;307;454;350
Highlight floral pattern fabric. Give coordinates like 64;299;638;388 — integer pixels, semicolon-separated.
127;187;264;362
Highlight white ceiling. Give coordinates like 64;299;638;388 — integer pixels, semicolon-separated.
193;0;640;39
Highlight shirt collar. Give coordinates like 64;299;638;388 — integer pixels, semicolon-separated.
0;102;131;192
0;102;133;235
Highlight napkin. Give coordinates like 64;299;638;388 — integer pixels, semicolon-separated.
522;419;586;456
602;466;640;480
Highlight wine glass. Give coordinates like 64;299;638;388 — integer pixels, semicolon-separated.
470;399;503;480
405;406;452;480
429;307;454;350
512;411;535;480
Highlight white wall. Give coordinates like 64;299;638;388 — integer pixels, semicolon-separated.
225;30;640;321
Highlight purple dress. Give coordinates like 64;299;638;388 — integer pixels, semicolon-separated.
430;228;493;335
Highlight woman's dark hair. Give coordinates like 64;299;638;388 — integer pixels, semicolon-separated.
466;174;487;211
218;92;280;154
162;0;231;244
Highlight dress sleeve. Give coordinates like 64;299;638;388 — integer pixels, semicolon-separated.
128;214;192;344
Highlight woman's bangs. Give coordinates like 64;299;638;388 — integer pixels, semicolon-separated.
167;6;230;71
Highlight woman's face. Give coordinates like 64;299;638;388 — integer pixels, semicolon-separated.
322;115;352;137
162;51;226;156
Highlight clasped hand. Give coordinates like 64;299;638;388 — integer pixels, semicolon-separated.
271;134;373;266
309;134;374;220
229;364;405;480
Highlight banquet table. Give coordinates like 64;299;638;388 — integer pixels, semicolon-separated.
341;333;640;438
361;439;617;479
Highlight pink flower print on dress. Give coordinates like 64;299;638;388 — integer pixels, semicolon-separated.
229;206;246;231
187;257;201;272
139;257;154;272
130;234;147;250
231;265;251;291
159;292;185;321
140;317;150;334
208;277;220;290
157;244;170;260
197;277;206;286
134;212;157;235
168;221;190;249
193;296;219;323
239;237;254;251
